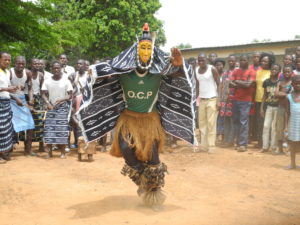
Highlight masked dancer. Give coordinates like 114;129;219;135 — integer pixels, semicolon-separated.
78;24;197;207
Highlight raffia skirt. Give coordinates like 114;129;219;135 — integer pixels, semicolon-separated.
110;109;165;162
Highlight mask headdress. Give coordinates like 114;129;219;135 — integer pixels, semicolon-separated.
137;23;155;70
140;23;152;41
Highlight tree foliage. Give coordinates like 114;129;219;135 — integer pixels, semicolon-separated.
0;0;58;59
175;43;192;50
252;38;271;43
0;0;166;63
49;0;166;61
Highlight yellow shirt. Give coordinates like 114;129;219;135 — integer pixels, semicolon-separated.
255;69;270;102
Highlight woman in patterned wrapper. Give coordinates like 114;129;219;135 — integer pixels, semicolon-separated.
79;23;197;208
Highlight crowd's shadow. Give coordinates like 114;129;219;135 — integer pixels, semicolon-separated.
68;195;182;219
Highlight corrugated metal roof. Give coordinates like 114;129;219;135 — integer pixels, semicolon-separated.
181;39;300;51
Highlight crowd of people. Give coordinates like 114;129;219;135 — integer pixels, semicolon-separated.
0;53;106;163
188;49;300;169
0;47;300;170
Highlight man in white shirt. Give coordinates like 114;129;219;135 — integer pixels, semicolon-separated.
39;59;52;80
196;53;220;153
22;59;45;152
10;56;36;156
59;54;75;78
0;52;18;163
42;61;73;159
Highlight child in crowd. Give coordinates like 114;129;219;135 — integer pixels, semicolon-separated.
255;53;275;149
260;63;280;153
275;65;293;154
248;52;261;143
293;57;300;75
215;58;226;144
285;75;300;169
219;55;236;148
279;54;294;80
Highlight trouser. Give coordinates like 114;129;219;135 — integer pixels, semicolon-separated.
224;116;235;144
119;134;160;172
233;100;251;146
262;106;278;149
255;102;265;147
249;115;257;142
217;115;225;136
276;105;285;142
119;134;167;194
198;98;217;149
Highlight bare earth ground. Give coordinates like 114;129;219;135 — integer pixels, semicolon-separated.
1;140;300;225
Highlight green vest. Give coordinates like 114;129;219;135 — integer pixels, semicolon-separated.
119;71;162;113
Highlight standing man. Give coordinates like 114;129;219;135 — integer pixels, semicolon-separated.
292;46;300;62
249;52;261;71
39;59;52;80
0;52;17;163
248;52;261;143
208;52;218;65
196;53;220;152
20;58;45;152
73;60;97;161
59;54;75;78
85;60;90;70
230;55;256;152
219;55;236;148
10;56;35;156
70;60;87;148
42;61;73;159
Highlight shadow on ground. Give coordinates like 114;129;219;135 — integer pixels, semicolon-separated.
68;195;182;219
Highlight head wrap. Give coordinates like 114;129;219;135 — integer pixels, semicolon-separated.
139;23;152;42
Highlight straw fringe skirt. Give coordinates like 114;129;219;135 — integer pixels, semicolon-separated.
110;109;165;162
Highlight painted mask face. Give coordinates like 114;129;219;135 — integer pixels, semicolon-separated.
138;40;152;64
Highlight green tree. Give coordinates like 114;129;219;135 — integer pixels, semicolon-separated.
252;38;271;43
48;0;166;61
175;43;192;49
0;0;59;59
1;0;165;62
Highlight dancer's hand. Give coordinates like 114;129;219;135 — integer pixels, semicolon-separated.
170;48;183;67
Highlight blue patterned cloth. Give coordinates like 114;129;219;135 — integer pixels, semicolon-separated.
43;101;71;144
10;95;35;132
78;43;197;146
0;98;14;153
288;94;300;141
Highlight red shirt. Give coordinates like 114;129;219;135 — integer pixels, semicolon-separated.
231;68;256;102
249;64;261;72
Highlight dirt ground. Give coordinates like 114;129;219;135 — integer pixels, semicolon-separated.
1;139;300;225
